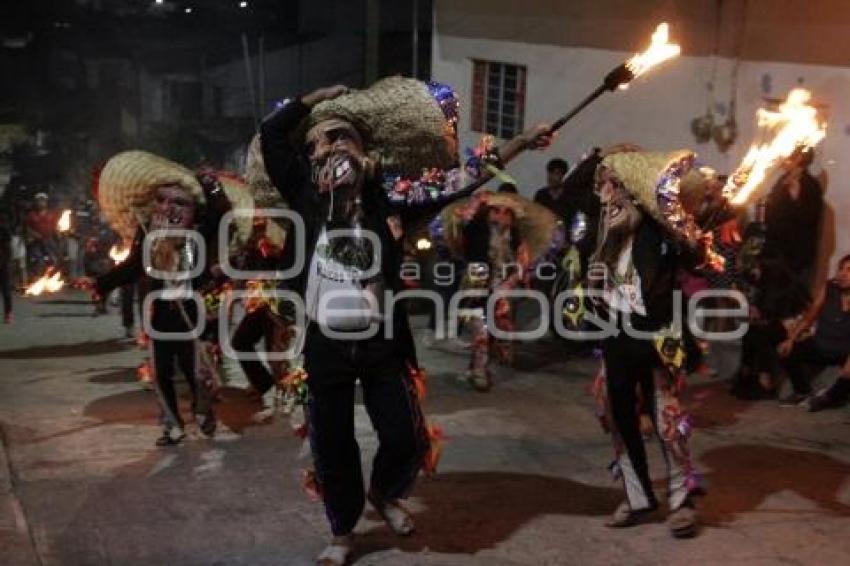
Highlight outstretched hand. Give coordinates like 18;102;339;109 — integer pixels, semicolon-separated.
522;123;555;150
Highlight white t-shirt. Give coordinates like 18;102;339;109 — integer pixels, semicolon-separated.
607;239;647;316
304;227;384;331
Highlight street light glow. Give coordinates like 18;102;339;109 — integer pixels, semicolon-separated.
239;1;248;8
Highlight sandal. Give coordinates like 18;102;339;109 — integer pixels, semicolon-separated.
155;428;185;447
196;412;217;437
368;490;415;536
667;504;698;538
316;537;352;566
604;501;655;528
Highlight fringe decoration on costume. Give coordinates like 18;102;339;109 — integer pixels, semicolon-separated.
302;468;322;501
407;364;446;476
422;423;445;477
137;360;154;385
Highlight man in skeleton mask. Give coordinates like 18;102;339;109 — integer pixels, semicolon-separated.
79;152;252;447
261;78;551;565
587;150;717;538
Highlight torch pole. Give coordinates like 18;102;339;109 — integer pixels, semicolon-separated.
456;64;632;193
548;83;608;134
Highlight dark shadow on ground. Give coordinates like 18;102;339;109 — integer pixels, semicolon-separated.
83;389;156;425
686;380;751;429
214;386;266;434
29;299;93;306
87;367;138;384
699;443;850;526
78;383;268;434
37;313;101;318
0;339;130;359
354;471;621;559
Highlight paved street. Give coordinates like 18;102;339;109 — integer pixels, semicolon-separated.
1;291;849;566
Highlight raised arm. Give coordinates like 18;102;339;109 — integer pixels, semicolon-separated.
260;85;350;214
259;100;312;213
78;228;145;298
389;123;554;224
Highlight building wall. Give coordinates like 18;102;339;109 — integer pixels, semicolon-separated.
432;19;850;274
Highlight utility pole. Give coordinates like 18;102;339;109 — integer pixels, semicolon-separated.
365;0;380;84
412;0;419;78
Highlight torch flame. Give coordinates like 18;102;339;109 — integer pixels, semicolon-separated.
57;209;72;233
724;88;826;205
626;23;681;79
109;244;130;263
25;268;66;296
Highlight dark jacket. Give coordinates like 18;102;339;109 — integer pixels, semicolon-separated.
616;220;704;333
259;99;479;364
764;171;823;274
95;228;210;334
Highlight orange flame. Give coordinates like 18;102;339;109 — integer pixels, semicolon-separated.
57;209;72;232
109;244;130;263
625;23;681;80
724;88;827;205
24;268;65;296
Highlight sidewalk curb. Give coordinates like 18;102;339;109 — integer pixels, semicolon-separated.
0;424;42;566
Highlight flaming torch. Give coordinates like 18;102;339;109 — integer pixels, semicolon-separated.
57;209;72;233
723;88;827;206
548;22;681;133
457;23;681;194
24;267;66;296
109;243;130;264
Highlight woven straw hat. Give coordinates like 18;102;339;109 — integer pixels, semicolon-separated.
435;191;562;265
306;77;458;178
598;150;699;238
97;151;253;248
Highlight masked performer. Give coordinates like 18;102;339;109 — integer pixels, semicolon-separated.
431;188;562;391
79;151;254;447
587;150;721;538
227;136;296;415
260;78;551;565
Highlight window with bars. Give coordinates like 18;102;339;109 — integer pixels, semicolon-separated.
471;60;526;139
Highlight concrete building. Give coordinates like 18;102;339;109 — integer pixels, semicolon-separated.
431;0;850;274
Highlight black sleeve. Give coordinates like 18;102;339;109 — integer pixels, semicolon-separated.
259;99;313;214
95;229;145;295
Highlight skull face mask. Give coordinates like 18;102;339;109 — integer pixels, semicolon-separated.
305;118;368;223
150;184;197;231
592;169;644;269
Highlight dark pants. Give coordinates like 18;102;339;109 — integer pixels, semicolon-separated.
602;330;694;511
152;339;199;429
783;338;848;395
122;279;148;329
604;332;659;510
232;306;277;395
0;261;11;317
304;324;429;536
735;321;786;392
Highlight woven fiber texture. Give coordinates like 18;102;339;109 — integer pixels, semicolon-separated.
438;191;559;264
98;151;255;249
599;150;694;222
306;77;457;178
98;151;205;242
